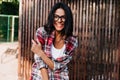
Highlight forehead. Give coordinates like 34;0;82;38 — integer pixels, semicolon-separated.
54;8;65;16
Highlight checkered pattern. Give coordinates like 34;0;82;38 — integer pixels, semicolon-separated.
30;27;78;80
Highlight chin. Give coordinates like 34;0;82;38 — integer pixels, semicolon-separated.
54;24;64;31
56;27;64;31
55;29;63;32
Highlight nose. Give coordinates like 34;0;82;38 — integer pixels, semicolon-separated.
57;18;62;23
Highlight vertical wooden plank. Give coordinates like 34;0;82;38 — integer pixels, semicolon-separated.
87;0;91;79
24;0;28;79
39;0;43;26
26;0;30;79
110;0;114;79
73;0;77;79
45;0;49;23
35;0;38;27
95;1;99;79
18;0;23;79
29;0;34;77
22;0;25;79
115;1;120;80
97;0;102;79
76;0;80;79
42;0;45;25
27;0;32;79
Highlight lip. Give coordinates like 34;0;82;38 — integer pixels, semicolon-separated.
54;22;64;30
57;25;63;28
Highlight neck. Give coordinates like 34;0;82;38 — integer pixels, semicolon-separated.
55;30;61;36
54;31;65;49
55;30;66;41
55;31;62;41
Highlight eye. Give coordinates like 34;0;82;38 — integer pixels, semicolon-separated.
54;14;66;22
61;15;65;18
61;16;65;20
54;15;59;21
54;15;59;18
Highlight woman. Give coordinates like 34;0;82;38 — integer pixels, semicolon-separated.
31;2;78;80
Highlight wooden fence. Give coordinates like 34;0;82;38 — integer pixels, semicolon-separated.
18;0;120;80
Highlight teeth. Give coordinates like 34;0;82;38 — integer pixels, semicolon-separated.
58;24;63;26
57;25;62;26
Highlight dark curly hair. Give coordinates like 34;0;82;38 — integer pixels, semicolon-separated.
44;2;73;38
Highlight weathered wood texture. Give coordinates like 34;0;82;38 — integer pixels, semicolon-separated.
18;0;120;80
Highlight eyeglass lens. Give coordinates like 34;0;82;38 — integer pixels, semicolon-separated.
54;14;65;22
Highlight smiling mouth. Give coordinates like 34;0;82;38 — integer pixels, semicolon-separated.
54;22;64;29
57;25;63;28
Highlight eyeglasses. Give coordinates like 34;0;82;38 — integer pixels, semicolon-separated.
54;14;66;22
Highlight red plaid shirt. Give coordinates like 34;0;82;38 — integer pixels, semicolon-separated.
31;27;78;80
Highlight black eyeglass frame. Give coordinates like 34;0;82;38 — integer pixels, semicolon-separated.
54;14;66;22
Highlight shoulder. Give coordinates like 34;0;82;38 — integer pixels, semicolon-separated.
36;27;47;36
65;36;78;55
67;36;78;46
36;27;46;34
66;36;78;50
36;27;47;45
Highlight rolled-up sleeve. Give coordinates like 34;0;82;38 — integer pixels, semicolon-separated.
33;54;47;70
53;55;72;71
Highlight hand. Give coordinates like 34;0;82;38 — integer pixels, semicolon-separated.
31;39;42;56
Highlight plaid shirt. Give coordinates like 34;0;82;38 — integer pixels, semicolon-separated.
31;27;78;80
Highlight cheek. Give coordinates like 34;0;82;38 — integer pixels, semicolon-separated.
53;21;64;26
53;22;56;27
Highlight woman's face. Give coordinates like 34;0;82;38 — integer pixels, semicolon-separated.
53;8;65;32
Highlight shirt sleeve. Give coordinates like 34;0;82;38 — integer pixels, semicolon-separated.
36;27;46;46
33;27;47;69
53;55;72;71
53;37;78;71
33;54;47;70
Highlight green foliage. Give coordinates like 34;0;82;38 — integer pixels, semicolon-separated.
0;16;18;42
1;1;19;15
0;17;8;41
14;18;18;41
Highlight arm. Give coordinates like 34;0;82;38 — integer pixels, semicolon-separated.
40;68;49;80
33;49;49;80
35;27;49;80
31;39;54;70
39;49;72;71
31;39;78;71
33;42;49;80
32;46;68;70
